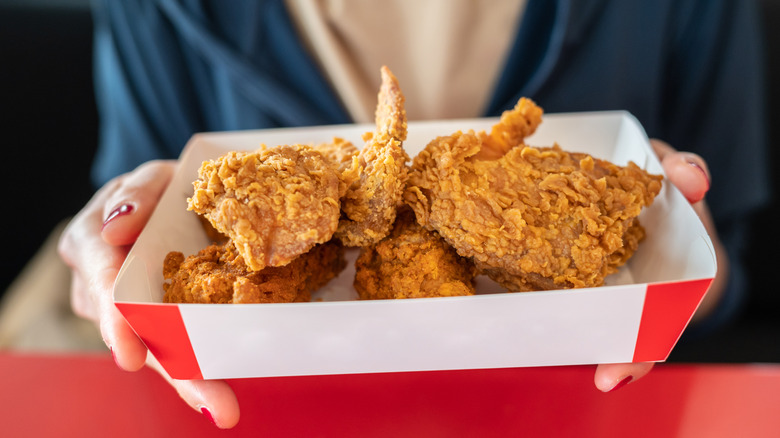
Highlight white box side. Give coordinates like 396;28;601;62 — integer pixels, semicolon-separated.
112;112;717;378
182;284;647;379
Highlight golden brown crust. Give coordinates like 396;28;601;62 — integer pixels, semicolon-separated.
405;98;663;291
335;66;410;247
163;240;346;304
374;66;408;142
313;137;361;199
475;97;544;160
174;86;660;302
354;209;477;299
197;214;229;244
188;144;341;271
314;137;360;173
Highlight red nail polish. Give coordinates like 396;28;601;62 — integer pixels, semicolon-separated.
609;376;633;392
102;204;134;230
110;346;121;368
201;406;216;426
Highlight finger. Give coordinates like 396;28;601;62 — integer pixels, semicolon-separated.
662;152;711;204
650;139;710;204
69;272;98;322
100;297;148;372
60;212;147;370
83;245;148;370
58;160;176;371
64;217;128;326
649;138;676;161
146;355;241;429
101;160;177;246
594;362;655;392
99;161;176;369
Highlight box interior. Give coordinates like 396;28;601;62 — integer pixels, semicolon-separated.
115;112;715;305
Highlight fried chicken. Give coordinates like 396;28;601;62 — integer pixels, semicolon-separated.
354;209;477;300
197;214;229;244
335;66;410;247
163;240;347;304
313;137;361;198
475;97;544;160
405;98;663;291
315;137;359;172
188;144;341;271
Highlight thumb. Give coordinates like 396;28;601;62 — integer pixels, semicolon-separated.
101;160;177;246
650;139;710;204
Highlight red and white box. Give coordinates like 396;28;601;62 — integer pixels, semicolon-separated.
114;112;716;380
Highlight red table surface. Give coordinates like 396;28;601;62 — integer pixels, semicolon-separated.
2;353;779;438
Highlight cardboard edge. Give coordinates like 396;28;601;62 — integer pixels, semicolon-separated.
632;278;713;362
115;302;203;380
111;112;720;377
622;111;665;171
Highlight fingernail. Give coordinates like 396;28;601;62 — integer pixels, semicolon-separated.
608;376;633;392
102;203;134;230
686;160;710;190
200;406;217;426
110;346;121;369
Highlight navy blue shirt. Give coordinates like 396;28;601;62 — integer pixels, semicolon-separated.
91;0;769;331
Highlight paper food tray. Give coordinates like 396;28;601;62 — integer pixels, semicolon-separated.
114;112;716;380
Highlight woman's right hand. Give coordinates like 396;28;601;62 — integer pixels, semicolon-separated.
57;160;240;429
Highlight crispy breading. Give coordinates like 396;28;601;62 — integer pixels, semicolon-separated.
354;209;476;299
475;97;544;160
163;240;346;304
335;66;410;247
374;66;408;141
314;137;361;198
315;137;359;172
188;144;341;271
405;98;663;291
197;214;229;244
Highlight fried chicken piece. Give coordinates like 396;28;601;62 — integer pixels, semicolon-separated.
354;209;477;300
197;214;229;244
189;144;341;271
475;97;544;160
163;240;347;304
314;137;361;198
478;220;648;291
315;137;359;174
405;99;663;291
335;66;410;247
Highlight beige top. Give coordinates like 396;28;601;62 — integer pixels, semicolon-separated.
284;0;527;122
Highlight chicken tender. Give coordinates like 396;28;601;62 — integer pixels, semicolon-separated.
405;99;663;291
189;144;341;271
354;209;477;300
163;240;346;304
335;66;410;247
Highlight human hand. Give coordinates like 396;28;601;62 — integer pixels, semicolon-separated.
593;139;723;392
649;139;727;321
58;160;240;428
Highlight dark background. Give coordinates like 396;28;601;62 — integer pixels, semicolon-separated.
0;1;778;362
1;0;97;290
